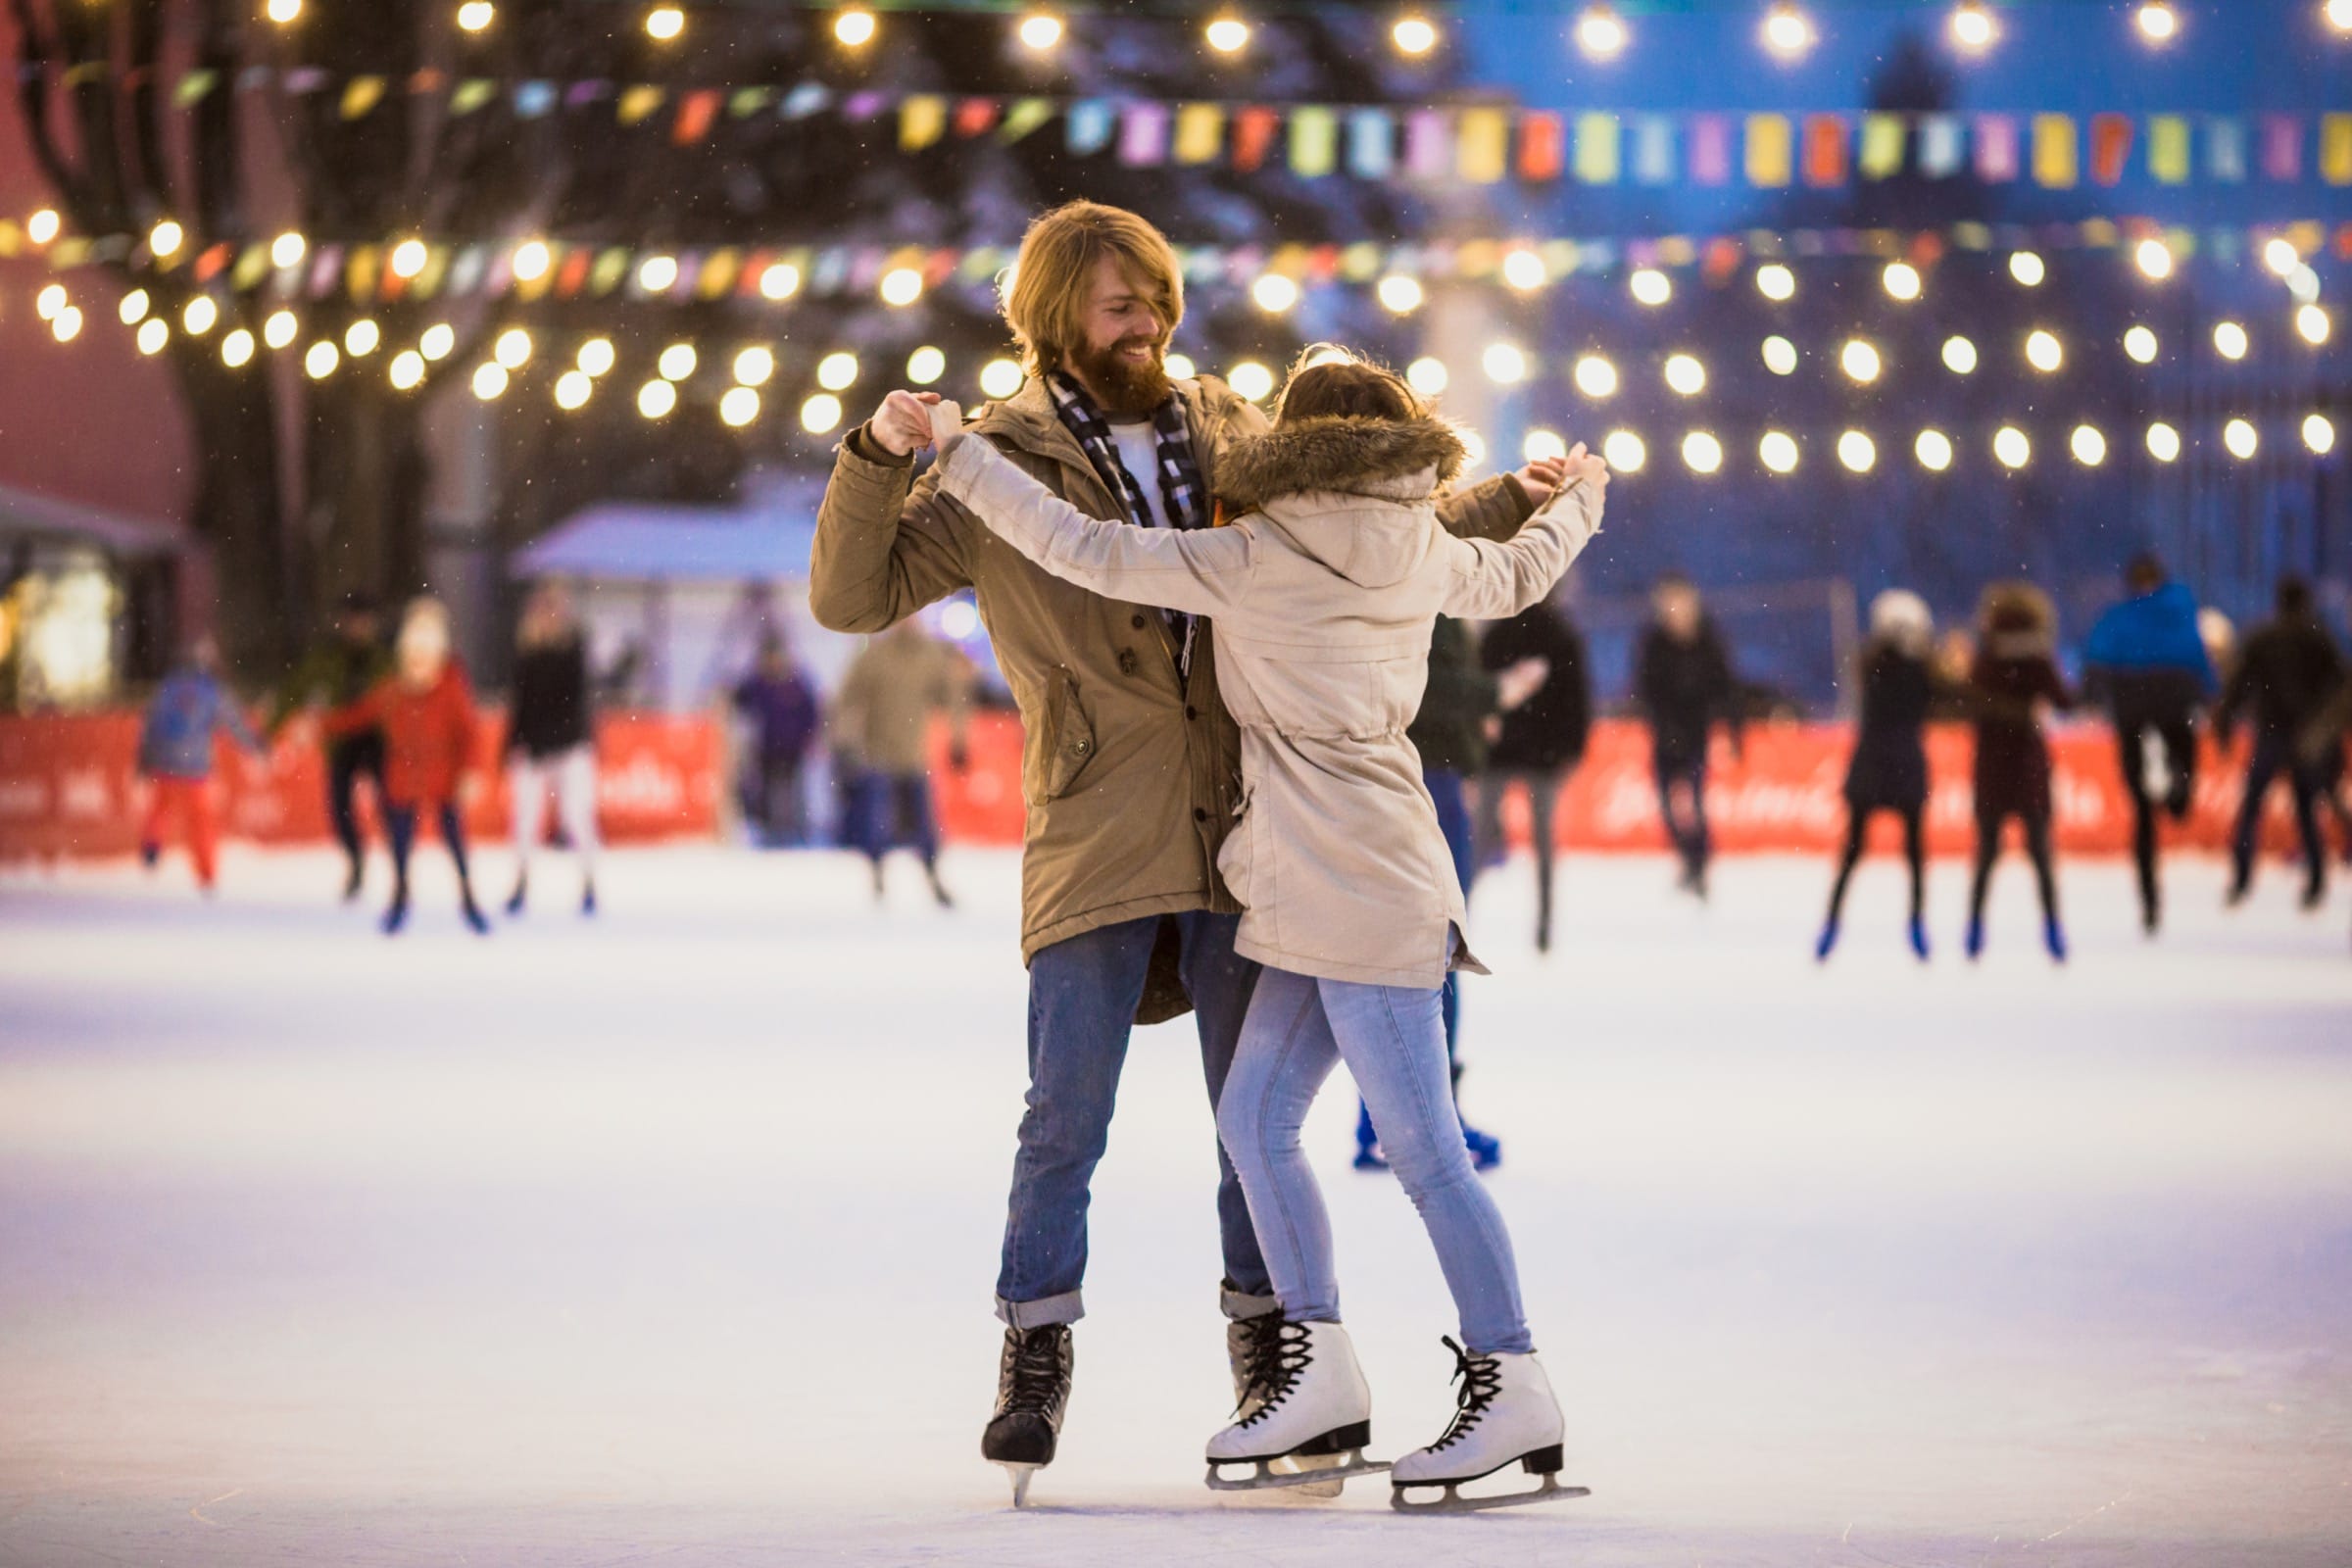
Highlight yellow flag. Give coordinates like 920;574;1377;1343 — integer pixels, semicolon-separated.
340;76;386;120
1744;115;1792;186
2323;115;2352;185
2031;114;2078;188
617;85;664;125
1174;103;1224;165
1457;108;1508;183
1859;114;1905;178
899;95;947;151
2149;116;2189;184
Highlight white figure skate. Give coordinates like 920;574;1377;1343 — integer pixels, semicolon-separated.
1390;1338;1589;1512
1203;1319;1388;1494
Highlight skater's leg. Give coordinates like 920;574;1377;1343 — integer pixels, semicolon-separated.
1688;755;1713;879
439;803;487;931
1425;767;1473;1057
1471;770;1507;885
1321;973;1531;1353
138;777;174;862
2287;756;2328;901
1901;805;1928;927
1823;810;1867;928
1653;765;1691;877
995;917;1157;1326
2161;716;2198;820
1177;911;1273;1303
1215;968;1345;1324
1527;769;1561;946
187;777;220;888
382;803;417;930
510;755;548;893
326;740;367;879
558;744;600;890
2232;739;2283;895
1967;808;2001;946
2024;808;2060;924
2118;720;2160;926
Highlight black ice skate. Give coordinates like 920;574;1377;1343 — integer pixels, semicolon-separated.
1203;1319;1388;1495
982;1324;1070;1506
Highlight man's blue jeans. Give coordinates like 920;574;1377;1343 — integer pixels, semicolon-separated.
996;910;1273;1329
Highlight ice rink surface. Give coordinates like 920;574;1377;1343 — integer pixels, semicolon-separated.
4;842;2350;1567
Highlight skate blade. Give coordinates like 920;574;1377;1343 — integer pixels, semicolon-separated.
1204;1448;1391;1494
999;1462;1039;1507
1390;1471;1590;1514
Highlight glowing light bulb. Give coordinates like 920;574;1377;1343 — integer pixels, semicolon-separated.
555;370;592;411
264;310;299;350
1759;431;1799;474
344;318;380;357
2296;306;2331;346
419;321;455;360
834;8;876;45
659;342;698;381
35;283;65;320
1761;336;1798;376
1838;430;1877;473
270;230;306;269
389;351;425;390
25;208;60;244
136;318;170;355
1681;431;1723;475
1227;361;1274;402
1915;429;1954;471
181;296;218;335
1883;262;1922;301
1949;1;1997;53
2224;418;2257;460
1840;339;1882;383
880;267;924;308
305;340;340;379
2263;237;2301;276
719;387;760;428
1602;429;1645;472
1523;429;1567;463
458;1;495;31
637;379;677;418
801;393;844;433
2071;425;2108;466
1762;3;1815;60
1500;249;1547;291
2146;422;2181;463
1018;12;1062;50
1663;354;1707;396
2008;250;2045;287
149;219;185;258
2213;320;2248;361
1576;4;1629;59
1755;264;1795;302
817;351;859;391
119;289;150;324
907;346;947;385
1205;15;1250;53
1942;335;1979;374
1250;273;1299;313
2135;3;2178;44
471;362;509;400
2134;238;2174;280
1164;353;1196;380
1392;15;1437;55
1406;357;1447;397
2026;329;2063;373
266;0;302;24
390;238;428;278
494;327;532;368
1993;425;2031;468
511;240;551;282
637;254;678;292
1574;355;1619;399
734;346;775;386
2124;325;2159;364
1378;274;1425;314
645;5;684;41
1629;268;1672;307
2302;414;2335;456
49;305;81;342
1482;342;1528;384
980;358;1025;399
760;263;801;301
577;338;615;377
220;328;255;368
2328;0;2352;34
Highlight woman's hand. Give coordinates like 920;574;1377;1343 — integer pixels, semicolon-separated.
1512;455;1568;506
868;390;943;457
928;398;965;456
1564;442;1609;500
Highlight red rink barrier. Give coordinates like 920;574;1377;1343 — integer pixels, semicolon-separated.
0;710;720;862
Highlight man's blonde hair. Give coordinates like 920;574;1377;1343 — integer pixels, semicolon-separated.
1002;201;1185;377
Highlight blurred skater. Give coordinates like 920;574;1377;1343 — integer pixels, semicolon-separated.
1817;591;1937;962
268;593;390;900
327;598;488;936
832;618;970;906
1473;592;1592;955
2081;555;2217;934
731;634;820;847
503;582;599;917
1636;575;1741;899
136;636;263;893
1965;584;2072;962
2218;576;2345;910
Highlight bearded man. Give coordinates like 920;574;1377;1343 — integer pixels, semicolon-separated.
809;200;1565;1501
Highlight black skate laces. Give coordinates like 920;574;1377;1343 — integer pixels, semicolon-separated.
1004;1328;1066;1414
1428;1337;1503;1452
1236;1318;1314;1427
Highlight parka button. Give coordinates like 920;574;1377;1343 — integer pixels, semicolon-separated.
1185;705;1199;720
1131;614;1148;630
1194;808;1209;822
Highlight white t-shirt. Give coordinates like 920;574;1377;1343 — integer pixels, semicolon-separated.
1107;421;1166;526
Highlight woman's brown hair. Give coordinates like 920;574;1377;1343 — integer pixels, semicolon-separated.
1273;347;1424;424
1001;202;1185;377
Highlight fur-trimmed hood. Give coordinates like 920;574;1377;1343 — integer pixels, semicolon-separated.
1214;415;1467;513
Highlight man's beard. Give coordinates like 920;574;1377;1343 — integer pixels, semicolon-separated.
1067;334;1171;418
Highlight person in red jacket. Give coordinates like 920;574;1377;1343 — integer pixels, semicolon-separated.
326;598;489;935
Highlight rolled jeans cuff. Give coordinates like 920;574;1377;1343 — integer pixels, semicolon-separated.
1221;1282;1281;1322
997;1289;1084;1330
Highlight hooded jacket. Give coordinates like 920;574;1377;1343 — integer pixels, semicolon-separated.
933;413;1602;990
2082;582;2218;723
327;663;479;807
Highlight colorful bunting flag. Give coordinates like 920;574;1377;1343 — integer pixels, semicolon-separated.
450;78;495;116
2031;114;2077;188
673;88;721;145
2207;117;2247;182
1120;102;1171;167
2323;115;2352;185
1802;115;1847;186
2260;115;2301;181
1690;115;1732;186
1065;99;1115;156
2150;115;2190;183
1348;108;1395;179
2090;114;2133;185
1233;106;1281;172
1457;109;1508;183
899;95;946;151
1574;113;1620;184
1174;103;1224;165
340;76;386;120
1744;115;1791;187
1631;116;1675;184
999;98;1054;143
1974;115;2019;182
1518;112;1564;182
1859;115;1905;179
1404;110;1449;180
172;71;218;109
953;98;1000;138
1918;115;1964;178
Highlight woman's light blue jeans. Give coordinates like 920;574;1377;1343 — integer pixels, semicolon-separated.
1218;964;1534;1354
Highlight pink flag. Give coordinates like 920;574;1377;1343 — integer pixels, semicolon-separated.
1689;114;1731;186
1974;115;2019;182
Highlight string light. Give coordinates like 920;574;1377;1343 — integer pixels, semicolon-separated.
2124;325;2160;364
389;238;427;278
578;337;616;376
2135;3;2178;44
304;340;340;379
418;321;455;360
1378;274;1425;314
1576;4;1630;59
2263;237;2301;276
638;379;677;418
907;346;947;385
659;342;698;380
1018;12;1063;50
1761;336;1798;375
2147;421;2181;462
1602;430;1645;472
1915;429;1954;471
2286;265;2321;304
817;351;860;391
1755;264;1795;302
1501;248;1547;291
49;305;82;343
760;262;802;301
25;208;60;245
1251;273;1299;313
801;392;844;433
1681;431;1723;475
389;351;425;390
1759;431;1799;474
555;370;593;410
2008;250;2045;286
1629;268;1672;307
1227;361;1274;401
1949;1;1997;54
645;5;684;41
1392;14;1438;55
834;8;877;46
2025;329;2063;372
1941;335;1979;374
266;0;302;24
1406;357;1447;396
1663;354;1707;396
2294;306;2329;346
2328;0;2352;34
511;240;552;283
1762;3;1815;61
149;219;185;259
2224;417;2258;460
1883;262;1922;301
458;1;495;31
344;318;380;356
264;310;300;350
1573;354;1619;399
1993;425;2031;468
719;387;760;428
1524;429;1568;463
221;328;256;368
637;254;678;292
2134;238;2174;279
1482;342;1528;384
471;363;510;400
136;318;170;355
1459;430;1488;471
35;283;66;320
1164;353;1197;380
2213;320;2248;360
1205;13;1250;53
1838;430;1877;473
734;346;776;386
119;290;150;325
181;297;218;335
2305;415;2336;456
494;327;532;368
2071;425;2108;466
270;230;306;269
1839;339;1882;383
880;267;925;308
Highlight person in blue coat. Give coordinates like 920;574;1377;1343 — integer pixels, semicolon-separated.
137;637;263;891
2082;555;2218;934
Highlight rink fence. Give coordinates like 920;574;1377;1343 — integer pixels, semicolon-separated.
0;710;2332;862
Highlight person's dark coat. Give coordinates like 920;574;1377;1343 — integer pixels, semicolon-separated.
734;668;821;762
2219;614;2346;742
1481;601;1592;773
1970;639;2071;820
1843;643;1934;812
1636;619;1738;771
1408;615;1498;776
505;636;592;760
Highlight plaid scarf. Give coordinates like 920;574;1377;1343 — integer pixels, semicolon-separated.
1046;370;1210;672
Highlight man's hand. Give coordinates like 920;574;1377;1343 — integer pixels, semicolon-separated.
1512;455;1568;507
1495;657;1550;712
869;389;943;457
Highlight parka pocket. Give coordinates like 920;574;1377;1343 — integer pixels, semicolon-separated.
1214;785;1256;908
1028;671;1098;805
